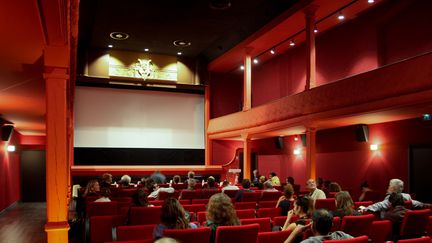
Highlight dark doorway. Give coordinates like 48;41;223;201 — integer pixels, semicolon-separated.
409;145;432;203
21;150;46;202
238;152;257;182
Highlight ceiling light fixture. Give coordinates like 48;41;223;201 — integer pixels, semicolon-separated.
240;65;244;70
109;32;129;40
338;12;345;20
314;26;318;33
270;49;275;55
108;44;113;48
7;145;15;152
173;40;191;47
144;48;149;52
289;40;295;46
177;52;182;55
368;0;374;3
253;58;259;64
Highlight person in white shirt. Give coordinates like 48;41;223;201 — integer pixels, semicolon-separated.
94;188;111;202
221;180;239;193
307;179;326;202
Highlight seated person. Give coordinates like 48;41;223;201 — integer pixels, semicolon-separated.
148;183;175;200
83;179;100;197
221;180;239;193
383;192;408;239
153;198;197;240
133;188;153;207
205;193;240;243
172;175;182;184
150;170;166;184
100;173;113;188
276;184;295;216
270;172;281;186
282;196;312;232
234;179;254;202
284;209;353;243
306;179;326;206
204;176;218;190
119;174;132;188
328;182;342;193
331;191;360;218
262;181;278;192
95;187;111;202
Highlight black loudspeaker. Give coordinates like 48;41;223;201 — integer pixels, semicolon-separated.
1;124;14;141
274;136;284;149
355;124;369;142
300;134;307;147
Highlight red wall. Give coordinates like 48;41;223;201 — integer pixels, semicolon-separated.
0;133;21;212
209;72;243;118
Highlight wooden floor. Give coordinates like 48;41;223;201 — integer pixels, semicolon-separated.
0;203;47;243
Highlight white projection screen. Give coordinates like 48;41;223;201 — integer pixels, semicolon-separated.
74;86;205;149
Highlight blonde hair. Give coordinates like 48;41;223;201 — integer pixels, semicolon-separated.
335;191;356;216
83;179;99;197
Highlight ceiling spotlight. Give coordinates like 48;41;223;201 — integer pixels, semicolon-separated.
370;144;378;151
314;26;318;33
108;44;113;48
209;0;231;10
173;40;191;47
144;48;149;52
253;58;259;64
270;49;275;55
338;12;345;20
368;0;374;3
289;40;295;46
293;148;301;155
294;136;299;141
240;65;244;70
109;32;129;40
177;52;182;55
7;145;15;152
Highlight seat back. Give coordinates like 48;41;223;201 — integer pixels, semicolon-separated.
172;183;187;190
158;191;175;200
340;214;374;237
236;209;256;219
197;211;207;225
323;235;369;243
183;204;206;214
257;207;282;219
235;201;256;210
315;198;336;211
116;189;137;198
87;201;119;218
223;190;239;198
192;198;209;205
116;225;155;241
397;236;431;243
426;216;432;237
273;216;288;227
258;200;278;208
369;220;392;243
202;189;220;199
261;191;283;201
353;201;373;209
242;192;261;202
164;227;211;243
215;223;260;243
240;217;271;232
331;216;341;232
257;230;292;243
180;190;203;200
90;216;114;243
400;209;431;237
129;206;161;225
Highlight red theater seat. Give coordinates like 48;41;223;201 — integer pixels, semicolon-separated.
116;225;155;241
240;217;271;232
164;227;211;243
236;209;256;219
183;204;206;214
90;216;115;243
340;214;374;237
242;192;261;202
257;230;292;243
315;198;336;211
235;201;256;210
369;220;392;243
258;200;278;208
215;223;260;243
128;206;161;225
261;191;283;201
324;235;369;243
397;237;431;243
399;209;431;238
257;207;282;219
87;201;119;218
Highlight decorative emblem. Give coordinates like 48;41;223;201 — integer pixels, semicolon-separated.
133;59;154;80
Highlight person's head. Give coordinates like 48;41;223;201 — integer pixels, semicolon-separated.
173;175;181;184
120;174;131;186
259;176;266;183
306;179;317;191
316;177;324;188
283;184;294;199
154;238;179;243
100;187;111;198
207;193;240;226
335;191;355;215
311;209;334;236
134;188;150;206
388;179;404;193
102;173;112;183
242;179;251;189
253;169;259;177
328;182;342;192
84;179;100;196
263;181;273;190
222;180;230;187
187;171;195;179
294;196;311;215
388;192;405;207
287;176;295;185
270;172;277;178
145;178;156;191
207;176;216;188
187;178;196;190
360;181;369;190
161;198;189;229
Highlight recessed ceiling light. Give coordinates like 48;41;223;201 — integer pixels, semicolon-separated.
144;48;149;52
338;12;345;20
177;52;182;55
289;40;295;46
270;49;275;55
240;65;244;70
108;44;113;48
109;32;130;40
173;40;191;47
368;0;374;3
314;26;318;33
253;58;259;64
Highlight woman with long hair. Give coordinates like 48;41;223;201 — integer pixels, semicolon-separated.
153;198;196;239
332;191;360;218
82;179;100;197
205;193;240;243
276;184;295;216
282;196;312;231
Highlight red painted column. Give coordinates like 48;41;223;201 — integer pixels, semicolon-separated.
205;85;212;166
304;5;318;90
305;127;317;180
243;47;253;111
242;134;251;179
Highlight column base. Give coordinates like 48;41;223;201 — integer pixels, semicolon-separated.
45;221;70;243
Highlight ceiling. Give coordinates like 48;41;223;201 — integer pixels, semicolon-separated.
77;0;300;62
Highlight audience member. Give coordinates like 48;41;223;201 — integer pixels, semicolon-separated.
205;176;218;190
235;179;254;202
253;169;260;187
221;180;239;193
148;184;175;200
328;182;342;193
119;174;132;187
316;177;324;189
270;172;281;186
284;209;353;243
205;193;240;243
83;179;100;197
100;173;113;188
257;175;266;189
282;196;312;232
151;170;166;184
358;181;373;202
133;188;153;207
186;171;198;190
383;192;408;239
263;181;278;192
362;179;430;214
154;238;179;243
94;187;111;202
172;175;182;184
331;191;360;218
306;179;326;204
153;198;197;240
276;184;295;216
287;176;295;186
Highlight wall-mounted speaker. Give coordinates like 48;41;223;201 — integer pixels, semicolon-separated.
300;134;307;147
1;124;14;141
274;136;284;150
355;124;369;142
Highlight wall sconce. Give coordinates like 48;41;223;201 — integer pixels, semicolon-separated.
7;145;16;152
293;148;301;155
370;144;378;151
